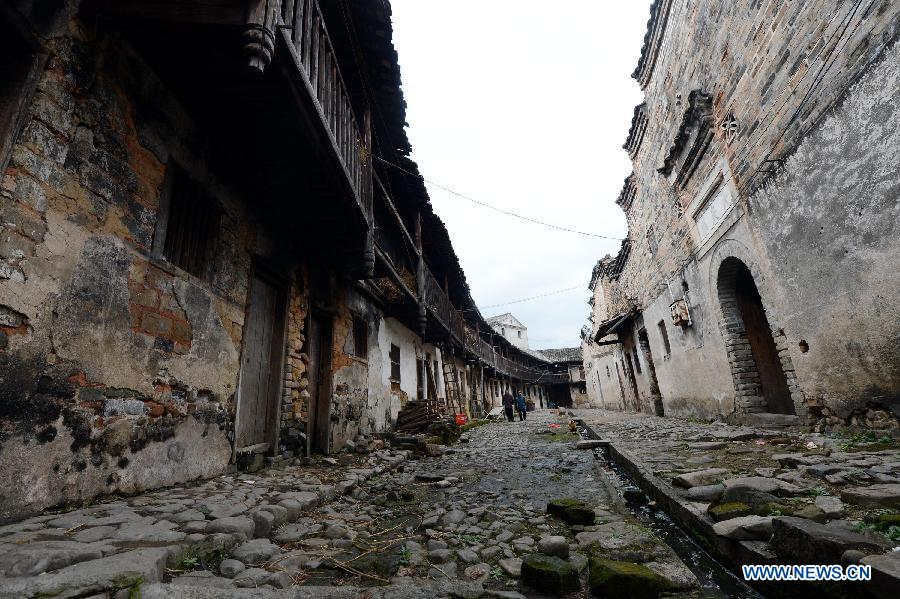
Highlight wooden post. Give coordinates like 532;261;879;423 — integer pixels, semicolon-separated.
480;364;486;413
361;108;375;277
415;212;427;336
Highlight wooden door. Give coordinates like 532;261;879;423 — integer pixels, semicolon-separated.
736;267;794;414
236;272;287;450
307;312;333;453
624;352;642;412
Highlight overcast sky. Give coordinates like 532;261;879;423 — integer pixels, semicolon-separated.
390;1;650;349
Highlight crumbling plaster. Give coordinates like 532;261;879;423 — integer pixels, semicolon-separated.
0;26;289;520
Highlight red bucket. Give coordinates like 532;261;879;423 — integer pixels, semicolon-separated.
455;413;468;426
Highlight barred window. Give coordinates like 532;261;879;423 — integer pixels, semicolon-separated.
351;315;367;358
157;165;220;279
389;344;401;382
658;320;672;356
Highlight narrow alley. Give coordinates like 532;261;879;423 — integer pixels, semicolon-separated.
2;0;900;598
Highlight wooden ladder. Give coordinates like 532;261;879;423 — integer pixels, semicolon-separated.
441;358;463;415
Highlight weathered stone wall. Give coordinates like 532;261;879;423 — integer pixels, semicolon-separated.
622;1;900;312
588;1;900;426
749;39;900;428
0;18;296;520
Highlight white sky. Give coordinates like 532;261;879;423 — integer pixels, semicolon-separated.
390;1;651;349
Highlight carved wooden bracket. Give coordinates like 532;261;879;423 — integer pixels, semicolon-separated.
244;0;279;73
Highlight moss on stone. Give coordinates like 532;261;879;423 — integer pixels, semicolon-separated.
588;557;672;598
521;553;580;594
708;501;751;521
874;513;900;530
756;502;793;517
547;498;595;525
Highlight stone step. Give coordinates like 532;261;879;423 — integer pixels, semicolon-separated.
739;413;802;428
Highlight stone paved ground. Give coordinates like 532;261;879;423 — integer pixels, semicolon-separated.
576;409;900;594
0;410;704;598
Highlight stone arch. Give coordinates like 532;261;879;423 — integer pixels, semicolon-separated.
708;240;806;417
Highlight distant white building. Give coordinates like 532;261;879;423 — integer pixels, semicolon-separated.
486;313;530;350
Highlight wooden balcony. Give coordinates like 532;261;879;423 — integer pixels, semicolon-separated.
273;0;371;218
84;0;374;270
420;266;570;384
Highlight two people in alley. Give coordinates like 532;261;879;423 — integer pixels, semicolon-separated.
502;390;529;421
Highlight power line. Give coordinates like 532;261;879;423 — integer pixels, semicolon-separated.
373;155;625;241
480;283;587;310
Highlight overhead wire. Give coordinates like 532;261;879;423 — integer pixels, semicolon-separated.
481;284;588;309
373;155;626;241
453;282;589;313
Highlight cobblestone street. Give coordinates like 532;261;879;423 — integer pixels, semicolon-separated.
0;411;710;598
3;409;900;597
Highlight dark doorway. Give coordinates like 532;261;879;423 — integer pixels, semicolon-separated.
638;328;664;416
306;311;333;453
734;263;794;414
236;271;287;451
615;362;627;411
623;352;642;412
548;384;571;408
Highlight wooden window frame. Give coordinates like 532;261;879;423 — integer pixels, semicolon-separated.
350;314;367;359
658;319;672;358
389;343;401;383
152;163;220;281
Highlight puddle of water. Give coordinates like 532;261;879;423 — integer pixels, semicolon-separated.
577;424;765;599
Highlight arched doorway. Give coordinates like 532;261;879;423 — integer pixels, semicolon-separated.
717;258;795;415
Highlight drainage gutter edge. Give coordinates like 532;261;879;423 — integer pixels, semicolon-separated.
579;420;776;572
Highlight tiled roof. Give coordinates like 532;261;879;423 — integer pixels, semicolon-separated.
537;347;582;363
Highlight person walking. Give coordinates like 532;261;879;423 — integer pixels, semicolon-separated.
515;391;528;421
502;391;515;422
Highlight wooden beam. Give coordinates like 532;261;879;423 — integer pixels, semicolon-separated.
375;172;418;257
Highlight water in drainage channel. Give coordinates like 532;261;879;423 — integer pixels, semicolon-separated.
576;424;764;599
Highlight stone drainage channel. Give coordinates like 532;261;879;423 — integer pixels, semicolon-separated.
574;419;764;599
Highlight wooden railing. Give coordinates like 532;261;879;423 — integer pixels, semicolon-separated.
423;269;452;331
276;0;370;212
419;265;570;383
